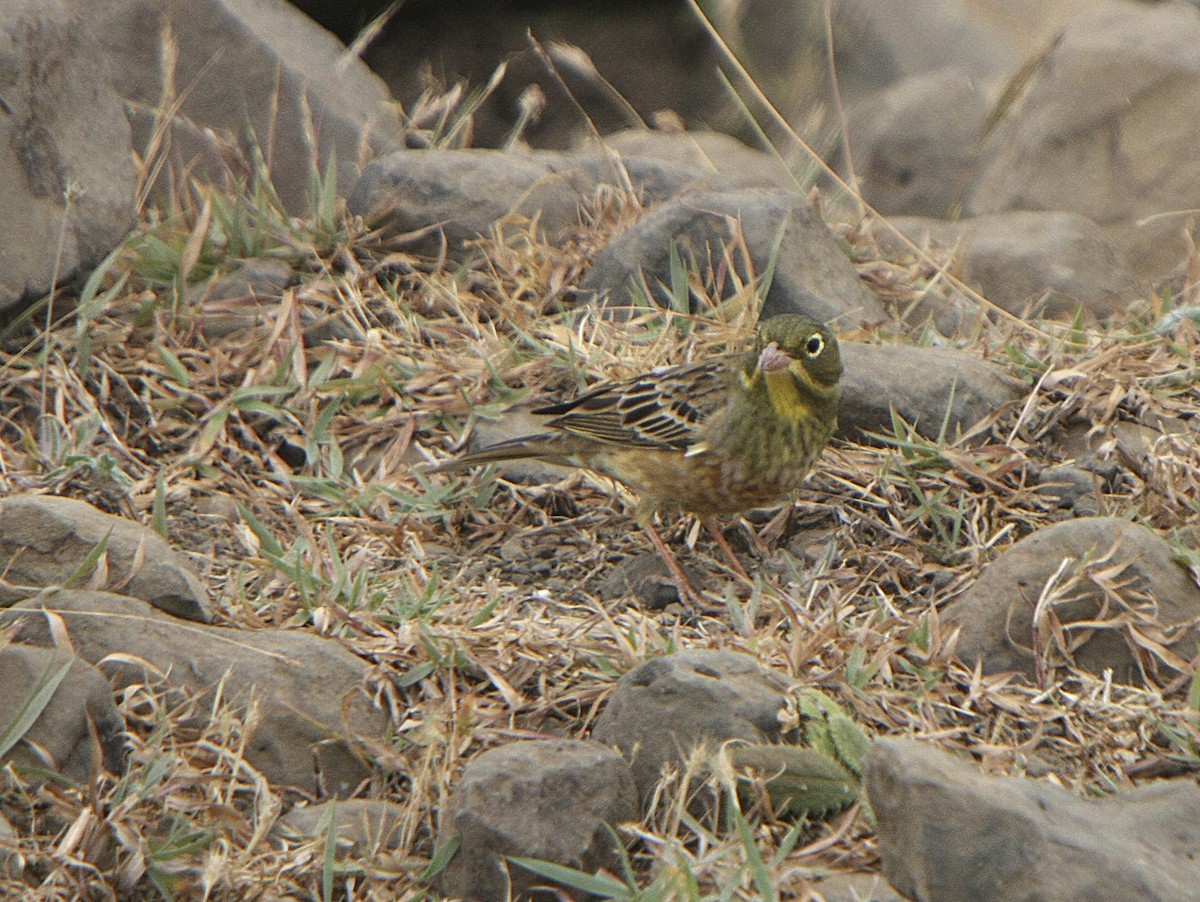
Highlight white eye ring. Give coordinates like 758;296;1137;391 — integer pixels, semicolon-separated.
805;334;825;356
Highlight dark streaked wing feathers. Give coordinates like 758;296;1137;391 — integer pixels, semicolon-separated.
534;360;732;451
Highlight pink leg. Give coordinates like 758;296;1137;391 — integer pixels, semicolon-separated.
642;525;716;614
705;519;753;584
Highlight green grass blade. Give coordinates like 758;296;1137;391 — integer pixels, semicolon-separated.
62;529;114;590
508;857;633;898
0;657;74;759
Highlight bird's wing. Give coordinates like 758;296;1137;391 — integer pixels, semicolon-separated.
534;360;731;451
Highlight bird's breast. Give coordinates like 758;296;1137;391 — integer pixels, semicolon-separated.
590;431;818;521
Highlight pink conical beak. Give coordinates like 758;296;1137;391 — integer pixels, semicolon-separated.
758;341;793;373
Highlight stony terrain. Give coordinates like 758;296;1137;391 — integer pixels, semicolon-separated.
1;1;1200;900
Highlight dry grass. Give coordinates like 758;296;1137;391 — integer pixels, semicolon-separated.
0;99;1198;901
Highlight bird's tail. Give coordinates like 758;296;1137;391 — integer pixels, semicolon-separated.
424;433;566;473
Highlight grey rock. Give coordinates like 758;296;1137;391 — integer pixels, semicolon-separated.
837;343;1023;443
185;259;298;340
437;739;637;902
0;494;211;623
1109;419;1199;477
581;188;887;326
348;147;708;260
79;0;399;214
275;799;407;851
1033;465;1101;516
0;1;136;315
880;211;1137;320
867;738;1200;902
717;0;1014;135
556;151;717;206
197;257;293;298
593;649;795;803
944;517;1200;685
598;551;710;610
183;259;350;343
0;645;126;783
0;591;388;796
592;129;798;190
966;2;1200;282
0;811;22;880
846;67;993;218
825;0;1016;98
810;871;907;902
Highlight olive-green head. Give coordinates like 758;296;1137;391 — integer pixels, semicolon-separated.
755;314;842;392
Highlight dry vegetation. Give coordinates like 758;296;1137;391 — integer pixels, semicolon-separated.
0;99;1198;901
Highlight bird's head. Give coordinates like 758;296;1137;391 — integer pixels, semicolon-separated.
754;314;842;395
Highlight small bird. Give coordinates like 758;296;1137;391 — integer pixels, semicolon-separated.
432;314;843;609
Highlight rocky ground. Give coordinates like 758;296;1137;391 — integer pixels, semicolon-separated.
2;1;1200;900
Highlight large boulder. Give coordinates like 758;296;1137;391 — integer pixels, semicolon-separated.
437;740;637;901
593;650;796;803
0;494;211;623
0;645;126;784
0;0;136;315
967;3;1200;282
580;188;887;326
944;517;1200;685
868;738;1200;901
1;591;389;796
78;0;400;213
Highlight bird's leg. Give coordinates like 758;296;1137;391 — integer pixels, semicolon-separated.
642;524;713;614
704;519;754;584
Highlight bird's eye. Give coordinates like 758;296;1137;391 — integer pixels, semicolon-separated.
805;334;824;356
